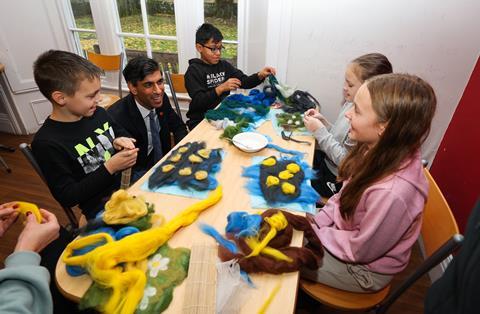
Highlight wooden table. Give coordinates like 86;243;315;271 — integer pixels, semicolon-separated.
56;118;315;313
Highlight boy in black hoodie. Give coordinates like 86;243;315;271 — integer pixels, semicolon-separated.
185;23;276;130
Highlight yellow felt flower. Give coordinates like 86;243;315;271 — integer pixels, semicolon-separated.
262;157;276;167
178;146;189;153
188;154;203;163
281;182;296;195
169;154;182;162
194;170;208;181
198;149;211;159
161;164;175;173
266;175;280;187
178;167;192;176
286;163;300;173
278;170;294;180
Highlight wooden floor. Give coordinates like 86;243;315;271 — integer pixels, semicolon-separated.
0;132;430;313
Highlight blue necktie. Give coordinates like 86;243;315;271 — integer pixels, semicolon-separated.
149;110;163;163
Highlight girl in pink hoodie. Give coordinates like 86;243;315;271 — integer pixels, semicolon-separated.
302;73;437;292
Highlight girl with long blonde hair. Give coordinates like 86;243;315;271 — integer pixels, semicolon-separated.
303;73;436;292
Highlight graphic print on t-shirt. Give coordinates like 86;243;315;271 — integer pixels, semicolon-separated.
206;71;225;88
74;122;116;174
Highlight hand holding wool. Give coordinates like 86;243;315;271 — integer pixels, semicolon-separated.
15;208;59;253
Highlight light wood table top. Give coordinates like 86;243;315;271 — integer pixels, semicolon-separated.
56;118;315;313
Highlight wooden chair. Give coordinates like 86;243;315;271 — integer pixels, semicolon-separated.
19;143;80;229
164;70;186;124
87;51;124;109
299;168;464;313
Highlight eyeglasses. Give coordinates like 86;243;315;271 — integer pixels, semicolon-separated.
200;44;225;53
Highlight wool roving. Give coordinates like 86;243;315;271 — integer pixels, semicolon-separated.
276;112;305;132
148;142;222;191
63;186;223;314
242;155;319;209
218;209;323;274
103;190;148;225
260;156;305;203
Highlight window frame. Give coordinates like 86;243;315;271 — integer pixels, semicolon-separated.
60;0;245;89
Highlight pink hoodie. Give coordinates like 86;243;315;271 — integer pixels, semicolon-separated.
312;151;428;274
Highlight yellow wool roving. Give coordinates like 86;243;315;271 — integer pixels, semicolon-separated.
246;212;289;259
63;186;223;314
244;237;293;262
103;190;148;225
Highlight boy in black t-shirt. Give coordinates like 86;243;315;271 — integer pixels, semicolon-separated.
32;50;138;218
185;23;276;130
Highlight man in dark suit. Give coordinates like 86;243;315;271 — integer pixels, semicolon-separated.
108;56;188;182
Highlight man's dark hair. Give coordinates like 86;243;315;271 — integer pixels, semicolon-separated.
122;56;160;85
195;23;223;44
33;50;103;101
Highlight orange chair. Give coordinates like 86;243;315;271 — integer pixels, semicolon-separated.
299;168;463;313
164;70;187;124
87;51;124;109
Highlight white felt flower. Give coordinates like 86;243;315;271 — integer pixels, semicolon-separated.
139;286;157;310
148;253;170;277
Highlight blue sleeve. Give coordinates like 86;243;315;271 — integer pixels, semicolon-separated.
0;251;53;314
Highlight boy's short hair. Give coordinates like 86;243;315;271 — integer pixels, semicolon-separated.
195;23;223;45
122;56;160;85
33;50;103;101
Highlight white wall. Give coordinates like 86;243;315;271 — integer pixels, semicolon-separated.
0;0;71;134
277;0;480;164
243;0;268;74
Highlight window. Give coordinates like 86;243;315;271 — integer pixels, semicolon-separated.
204;0;238;67
116;0;179;72
68;0;99;55
63;0;243;80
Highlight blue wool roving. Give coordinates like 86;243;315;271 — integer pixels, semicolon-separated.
199;223;238;254
115;226;140;240
66;227;116;276
226;211;262;238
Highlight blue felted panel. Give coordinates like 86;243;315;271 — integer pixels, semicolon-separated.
141;151;225;199
242;155;318;214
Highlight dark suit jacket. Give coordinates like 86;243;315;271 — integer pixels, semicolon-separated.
108;93;188;174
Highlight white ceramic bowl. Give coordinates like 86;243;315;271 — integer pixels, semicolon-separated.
232;132;268;153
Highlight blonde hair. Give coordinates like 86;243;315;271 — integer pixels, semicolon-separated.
338;73;436;219
351;53;393;82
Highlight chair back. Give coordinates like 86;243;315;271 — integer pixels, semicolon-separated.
19;143;79;228
87;51;124;98
421;168;460;256
374;168;464;313
300;167;464;313
169;72;187;93
164;70;186;123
